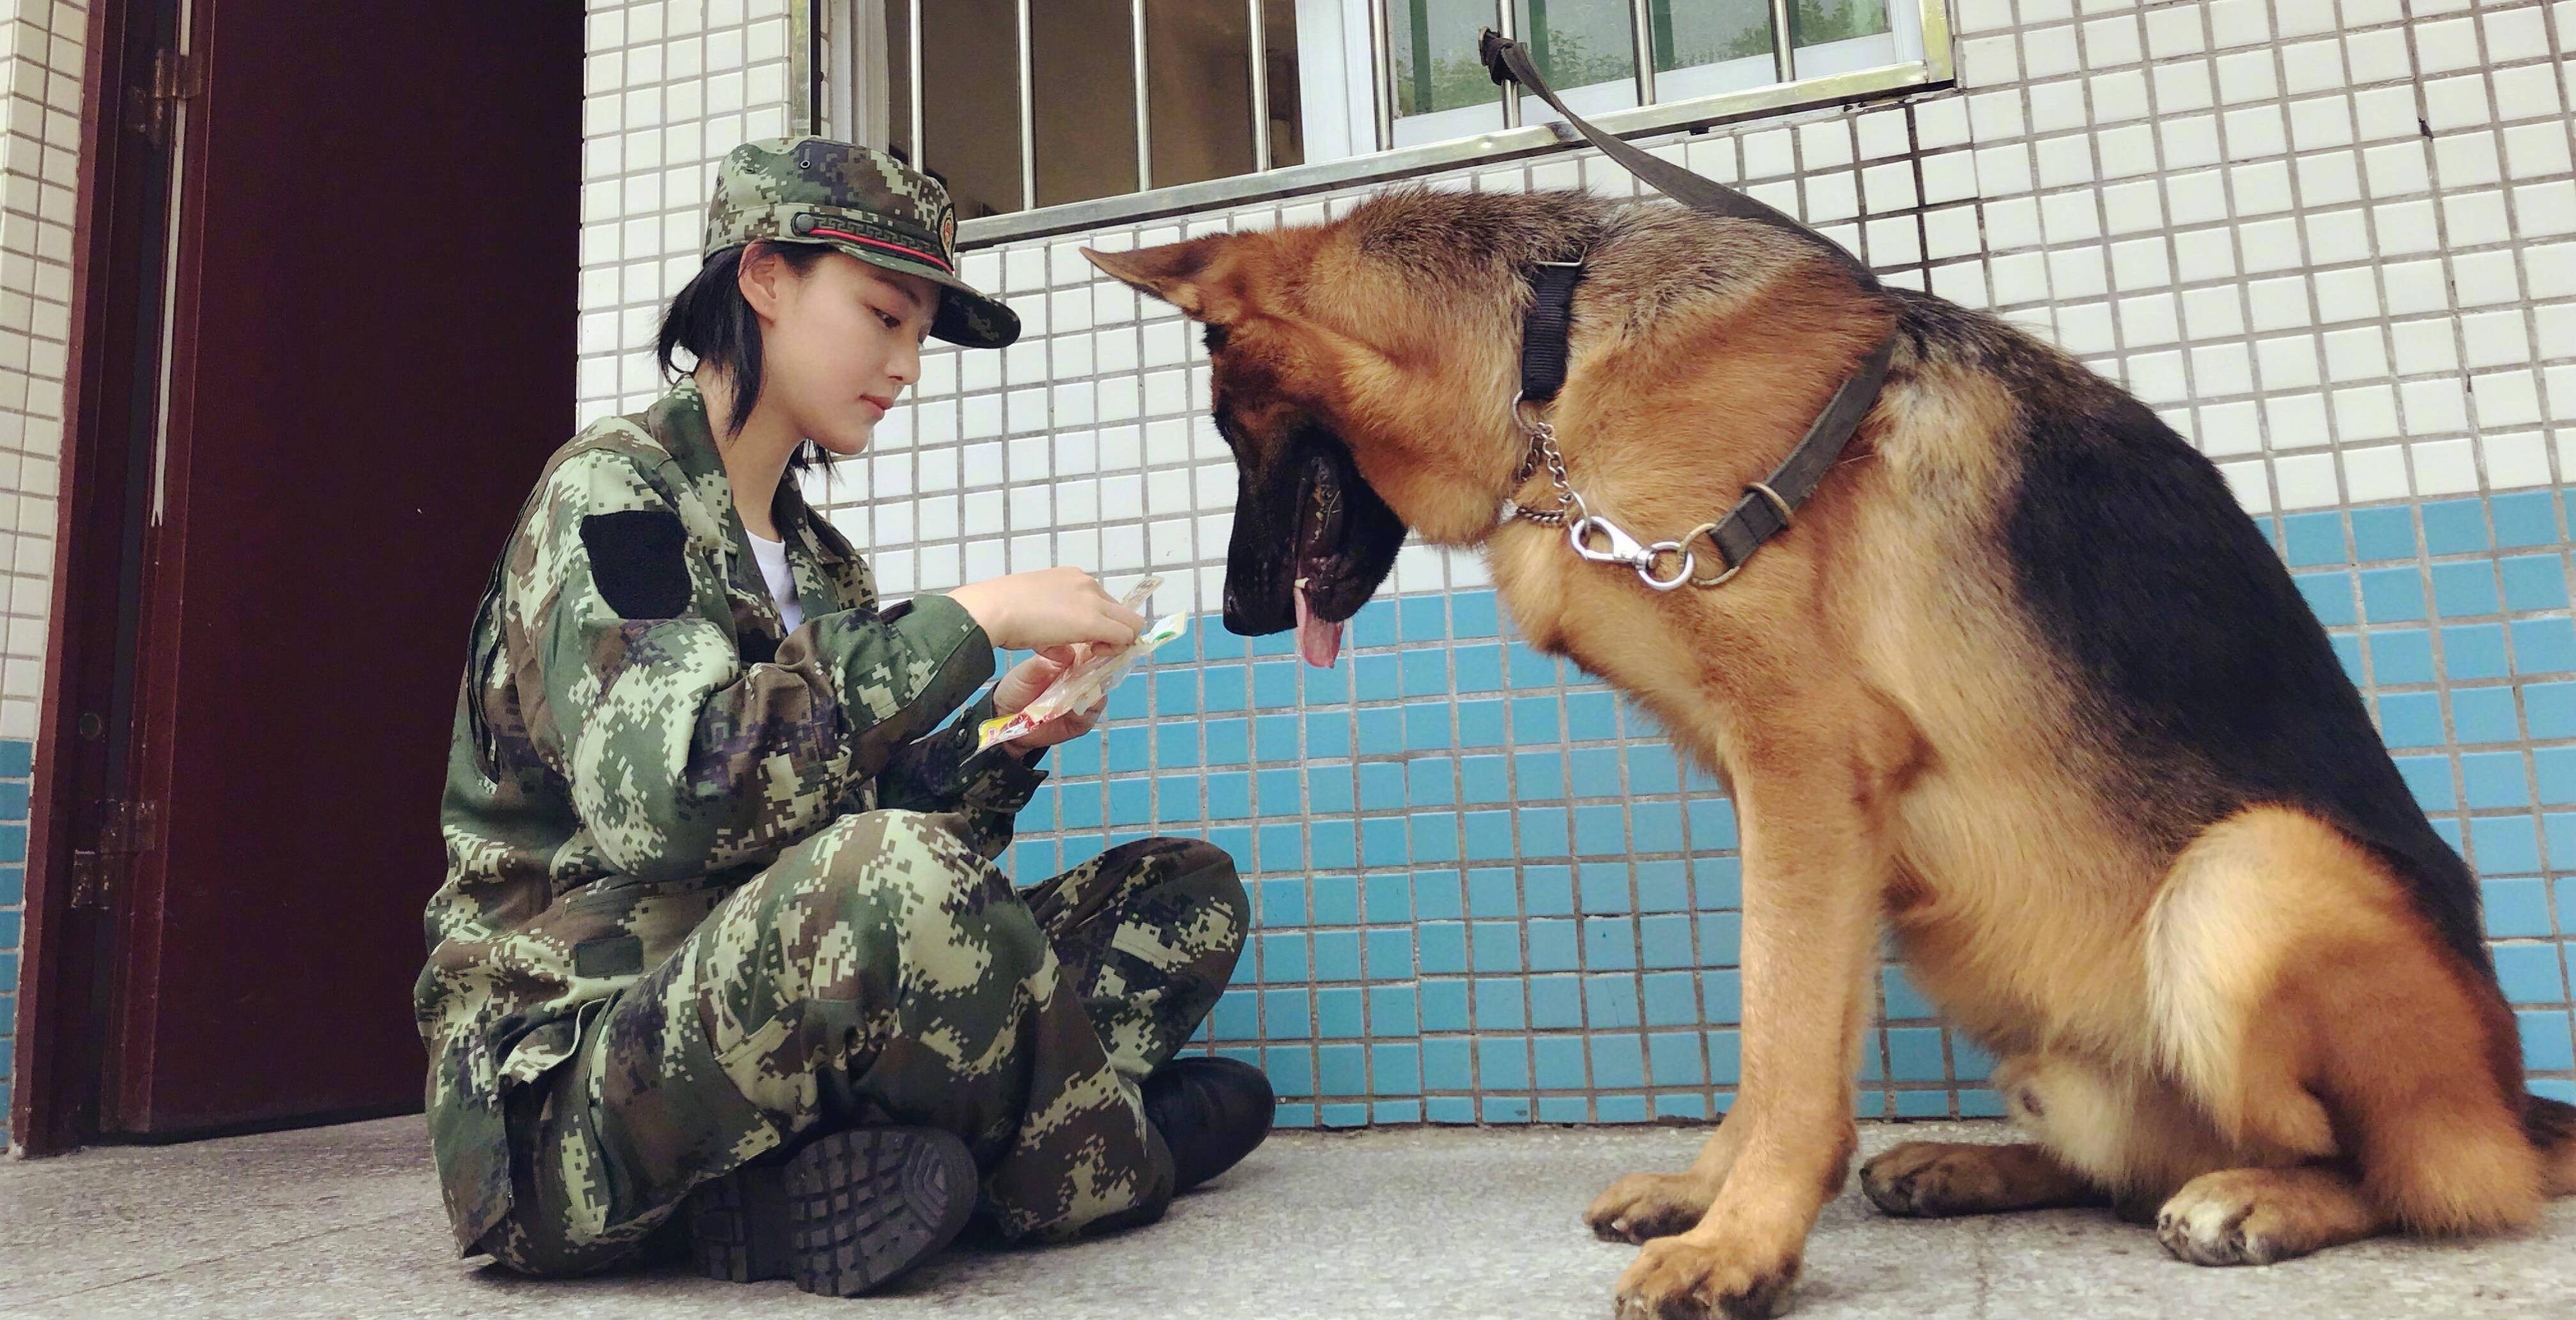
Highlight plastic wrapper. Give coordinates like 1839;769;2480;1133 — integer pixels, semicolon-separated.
976;576;1188;751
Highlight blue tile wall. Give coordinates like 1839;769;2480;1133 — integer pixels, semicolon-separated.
0;737;30;1151
997;495;2576;1126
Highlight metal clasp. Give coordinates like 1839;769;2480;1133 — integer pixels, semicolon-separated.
1567;510;1641;565
1568;510;1696;591
1501;386;1697;591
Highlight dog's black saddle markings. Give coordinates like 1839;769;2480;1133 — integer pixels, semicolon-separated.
1480;31;1898;583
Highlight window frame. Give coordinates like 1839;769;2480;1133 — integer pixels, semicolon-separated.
809;1;1955;248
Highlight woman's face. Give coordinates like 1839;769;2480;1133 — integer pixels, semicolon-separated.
751;248;940;457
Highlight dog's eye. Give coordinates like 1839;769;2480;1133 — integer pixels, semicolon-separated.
1202;325;1229;353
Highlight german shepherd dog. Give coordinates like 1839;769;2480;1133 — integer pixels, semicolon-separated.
1084;185;2576;1319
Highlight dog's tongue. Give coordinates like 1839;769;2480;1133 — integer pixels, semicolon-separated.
1294;579;1343;668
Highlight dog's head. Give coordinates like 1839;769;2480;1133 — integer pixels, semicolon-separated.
1080;233;1406;666
1084;190;1603;664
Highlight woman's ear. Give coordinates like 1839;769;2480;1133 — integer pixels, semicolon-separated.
736;242;792;323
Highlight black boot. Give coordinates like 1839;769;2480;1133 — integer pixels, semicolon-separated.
1140;1056;1275;1193
685;1126;977;1296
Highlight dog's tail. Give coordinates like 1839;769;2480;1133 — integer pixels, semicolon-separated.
2529;1094;2576;1196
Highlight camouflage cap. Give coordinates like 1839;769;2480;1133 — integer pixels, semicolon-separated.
704;136;1018;349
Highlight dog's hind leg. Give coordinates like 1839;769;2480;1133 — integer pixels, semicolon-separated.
2143;807;2543;1263
1981;1053;2248;1223
1859;1050;2215;1220
1860;1140;2104;1217
2154;1165;2384;1265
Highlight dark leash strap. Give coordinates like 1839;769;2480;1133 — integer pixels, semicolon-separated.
1481;29;1898;581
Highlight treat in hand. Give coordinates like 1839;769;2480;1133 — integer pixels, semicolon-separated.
979;577;1188;751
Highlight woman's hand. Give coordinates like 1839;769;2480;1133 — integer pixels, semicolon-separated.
1004;697;1107;755
992;645;1108;755
944;567;1146;653
993;644;1080;717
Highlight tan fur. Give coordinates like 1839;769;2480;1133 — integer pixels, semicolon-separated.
1084;191;2568;1319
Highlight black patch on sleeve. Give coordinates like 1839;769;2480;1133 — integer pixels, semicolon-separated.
877;598;913;623
572;934;645;979
580;510;693;620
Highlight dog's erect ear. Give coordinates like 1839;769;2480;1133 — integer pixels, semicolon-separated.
1082;238;1245;323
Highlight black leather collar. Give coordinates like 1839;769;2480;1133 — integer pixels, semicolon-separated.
1486;30;1896;582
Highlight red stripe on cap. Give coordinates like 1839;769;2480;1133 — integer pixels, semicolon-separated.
807;227;953;274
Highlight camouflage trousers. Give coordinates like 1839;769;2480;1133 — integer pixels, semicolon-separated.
475;810;1247;1277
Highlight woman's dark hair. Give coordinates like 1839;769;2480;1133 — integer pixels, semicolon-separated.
657;240;834;473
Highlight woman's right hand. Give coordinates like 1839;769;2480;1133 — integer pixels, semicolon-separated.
943;567;1148;653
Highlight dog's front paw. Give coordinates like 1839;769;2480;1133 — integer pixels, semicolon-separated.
1612;1234;1799;1320
1584;1172;1717;1243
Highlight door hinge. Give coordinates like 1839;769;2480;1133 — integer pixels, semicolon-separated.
68;798;160;910
126;48;202;148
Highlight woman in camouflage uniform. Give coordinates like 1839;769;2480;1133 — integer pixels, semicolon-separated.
414;137;1271;1297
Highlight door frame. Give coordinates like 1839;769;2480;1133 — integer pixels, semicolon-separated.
12;0;170;1158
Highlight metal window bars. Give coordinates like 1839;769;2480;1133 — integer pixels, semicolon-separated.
850;0;1951;241
1134;0;1154;190
899;1;1283;210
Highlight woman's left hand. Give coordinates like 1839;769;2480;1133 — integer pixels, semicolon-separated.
1007;698;1106;753
992;646;1108;753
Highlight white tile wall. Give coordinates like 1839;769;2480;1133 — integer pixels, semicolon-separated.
579;0;802;427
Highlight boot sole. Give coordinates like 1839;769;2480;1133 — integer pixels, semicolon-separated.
687;1127;979;1296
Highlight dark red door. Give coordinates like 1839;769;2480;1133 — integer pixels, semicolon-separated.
100;0;581;1134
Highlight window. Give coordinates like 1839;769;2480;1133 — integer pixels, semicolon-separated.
817;1;1947;241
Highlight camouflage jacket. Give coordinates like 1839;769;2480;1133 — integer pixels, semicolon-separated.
415;378;1048;1254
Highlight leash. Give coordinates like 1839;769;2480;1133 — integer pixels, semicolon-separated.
1478;29;1898;590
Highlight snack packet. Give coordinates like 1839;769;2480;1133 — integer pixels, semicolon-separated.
977;577;1189;751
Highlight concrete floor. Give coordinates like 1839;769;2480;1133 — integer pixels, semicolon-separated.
3;1117;2572;1319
